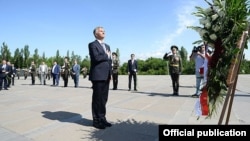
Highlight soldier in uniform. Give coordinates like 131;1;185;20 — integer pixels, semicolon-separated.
29;61;36;85
163;45;182;96
47;67;51;80
24;68;28;80
111;52;119;90
61;57;70;87
81;67;88;79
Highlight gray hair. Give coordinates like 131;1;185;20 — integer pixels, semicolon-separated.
93;26;103;36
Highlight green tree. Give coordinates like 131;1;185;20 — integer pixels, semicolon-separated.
23;45;30;68
33;48;39;64
1;42;11;61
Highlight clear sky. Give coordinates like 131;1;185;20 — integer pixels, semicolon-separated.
1;0;249;64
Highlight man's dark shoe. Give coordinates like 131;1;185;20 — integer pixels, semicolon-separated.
134;89;137;91
172;93;179;96
191;94;199;98
101;119;112;127
128;89;131;91
93;120;106;129
4;88;9;90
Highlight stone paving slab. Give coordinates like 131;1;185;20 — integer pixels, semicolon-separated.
0;75;250;141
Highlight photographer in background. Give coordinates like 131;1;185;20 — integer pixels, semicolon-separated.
189;44;206;97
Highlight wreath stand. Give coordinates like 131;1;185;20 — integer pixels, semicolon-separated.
218;28;249;125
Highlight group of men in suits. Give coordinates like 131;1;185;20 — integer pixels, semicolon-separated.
50;58;80;88
0;59;17;90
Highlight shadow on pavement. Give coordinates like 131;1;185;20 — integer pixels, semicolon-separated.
41;111;159;141
85;119;159;141
41;111;92;127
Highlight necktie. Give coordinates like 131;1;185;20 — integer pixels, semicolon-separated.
101;43;106;52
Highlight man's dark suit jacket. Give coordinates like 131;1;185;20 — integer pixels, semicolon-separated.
12;66;17;76
0;64;11;78
52;64;60;74
127;59;138;73
88;40;112;81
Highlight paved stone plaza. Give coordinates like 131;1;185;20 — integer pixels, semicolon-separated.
0;75;250;141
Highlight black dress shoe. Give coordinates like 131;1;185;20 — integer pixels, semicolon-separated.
101;119;112;127
4;88;9;90
93;120;106;129
191;94;199;98
172;92;179;96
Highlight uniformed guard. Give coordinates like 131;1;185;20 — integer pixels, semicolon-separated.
163;45;182;96
112;52;119;90
61;57;70;87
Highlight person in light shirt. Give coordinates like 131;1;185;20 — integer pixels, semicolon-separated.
190;44;206;97
39;61;48;85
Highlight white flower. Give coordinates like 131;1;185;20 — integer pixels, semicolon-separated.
204;17;211;24
198;29;208;37
205;8;213;14
205;22;211;29
199;17;207;25
212;25;220;32
211;14;219;21
221;0;226;8
218;10;225;17
209;34;217;41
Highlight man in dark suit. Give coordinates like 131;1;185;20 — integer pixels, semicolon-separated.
127;54;138;91
51;61;60;86
0;59;11;90
88;26;112;129
29;61;36;85
71;59;80;88
6;61;13;88
11;63;17;86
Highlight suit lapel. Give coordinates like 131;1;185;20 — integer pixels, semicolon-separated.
95;40;106;53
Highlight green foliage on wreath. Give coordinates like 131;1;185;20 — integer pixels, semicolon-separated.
188;0;250;117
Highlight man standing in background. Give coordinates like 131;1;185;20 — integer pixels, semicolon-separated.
61;57;70;87
0;59;9;90
71;59;80;88
51;61;60;86
29;61;36;85
11;63;17;86
111;52;119;90
6;61;12;88
39;61;48;85
127;54;138;91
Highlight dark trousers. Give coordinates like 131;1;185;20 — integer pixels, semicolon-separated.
112;73;118;89
31;73;35;85
63;76;68;87
11;76;15;85
170;73;179;94
128;72;137;90
0;76;8;89
52;73;59;85
73;75;79;87
7;75;11;87
91;80;110;120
